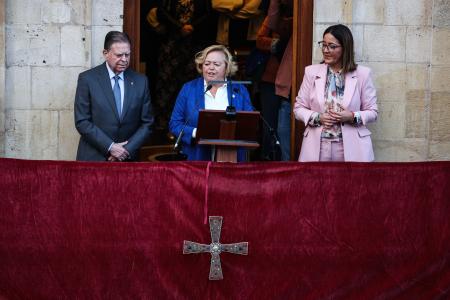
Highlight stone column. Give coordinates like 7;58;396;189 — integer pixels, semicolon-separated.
429;0;450;160
0;0;5;156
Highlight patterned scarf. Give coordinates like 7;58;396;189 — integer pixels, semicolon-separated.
322;67;345;139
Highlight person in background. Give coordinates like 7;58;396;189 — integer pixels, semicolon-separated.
74;31;153;162
169;45;254;161
294;24;378;162
147;0;217;133
261;0;293;161
255;4;291;160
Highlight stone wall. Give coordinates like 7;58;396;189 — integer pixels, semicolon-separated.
2;0;122;160
314;0;450;161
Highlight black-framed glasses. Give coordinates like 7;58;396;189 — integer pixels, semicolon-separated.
318;41;341;51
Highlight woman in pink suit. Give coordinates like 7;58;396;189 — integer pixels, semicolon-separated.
294;24;378;162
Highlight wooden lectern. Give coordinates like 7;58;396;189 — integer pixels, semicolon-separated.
196;110;260;162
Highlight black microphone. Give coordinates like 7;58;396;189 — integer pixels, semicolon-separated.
225;83;236;119
174;84;213;150
209;80;252;120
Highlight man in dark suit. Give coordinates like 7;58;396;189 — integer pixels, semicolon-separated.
74;31;153;161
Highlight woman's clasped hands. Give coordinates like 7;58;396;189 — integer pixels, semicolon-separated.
320;103;354;129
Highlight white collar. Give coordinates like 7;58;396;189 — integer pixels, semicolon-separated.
106;63;124;80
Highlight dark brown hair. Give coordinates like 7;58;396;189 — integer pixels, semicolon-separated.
323;24;357;73
104;31;131;50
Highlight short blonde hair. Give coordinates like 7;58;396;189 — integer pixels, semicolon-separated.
194;45;238;77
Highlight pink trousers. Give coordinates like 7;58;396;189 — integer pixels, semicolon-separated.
319;139;345;162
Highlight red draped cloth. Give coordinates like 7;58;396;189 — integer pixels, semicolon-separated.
0;158;450;299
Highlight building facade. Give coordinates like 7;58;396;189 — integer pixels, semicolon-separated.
0;0;449;161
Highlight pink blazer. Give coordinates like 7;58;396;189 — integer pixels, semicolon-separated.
294;64;378;162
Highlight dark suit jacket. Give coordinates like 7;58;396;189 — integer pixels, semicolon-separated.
74;63;153;161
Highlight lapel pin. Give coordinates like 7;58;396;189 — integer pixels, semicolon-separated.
131;81;134;86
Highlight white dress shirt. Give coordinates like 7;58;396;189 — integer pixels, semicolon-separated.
204;80;229;110
192;80;230;138
106;63;125;151
106;63;125;112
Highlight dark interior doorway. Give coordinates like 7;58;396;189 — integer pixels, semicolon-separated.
123;0;313;160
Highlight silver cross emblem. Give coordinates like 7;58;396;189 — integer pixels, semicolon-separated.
183;216;248;280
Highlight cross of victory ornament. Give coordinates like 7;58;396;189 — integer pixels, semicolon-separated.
183;216;248;280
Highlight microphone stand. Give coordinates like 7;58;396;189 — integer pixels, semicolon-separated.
211;79;280;160
173;121;186;150
260;114;281;160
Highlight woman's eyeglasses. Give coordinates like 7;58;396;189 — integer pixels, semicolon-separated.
318;41;342;51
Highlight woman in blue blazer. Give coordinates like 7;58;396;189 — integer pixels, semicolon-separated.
169;45;254;161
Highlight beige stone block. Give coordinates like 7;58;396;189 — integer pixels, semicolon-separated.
406;64;430;91
351;25;364;62
0;65;4;156
314;0;344;23
92;0;123;26
432;28;450;65
373;138;428;161
31;66;85;110
61;26;91;67
0;111;4;156
6;24;60;66
70;0;92;25
91;25;122;66
5;25;29;66
5;109;58;159
405;90;429;138
312;24;328;62
42;2;71;24
5;0;42;24
28;25;60;66
364;26;406;62
429;141;450;161
353;0;384;24
0;65;5;107
0;24;4;67
433;0;450;28
430;91;450;141
366;62;407;102
5;66;31;109
431;66;450;92
369;101;405;140
385;0;432;26
58;110;78;160
0;0;4;24
406;26;431;63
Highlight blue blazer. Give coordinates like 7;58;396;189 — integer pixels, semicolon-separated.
169;77;254;161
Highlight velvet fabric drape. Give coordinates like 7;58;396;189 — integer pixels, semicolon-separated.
1;158;450;299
